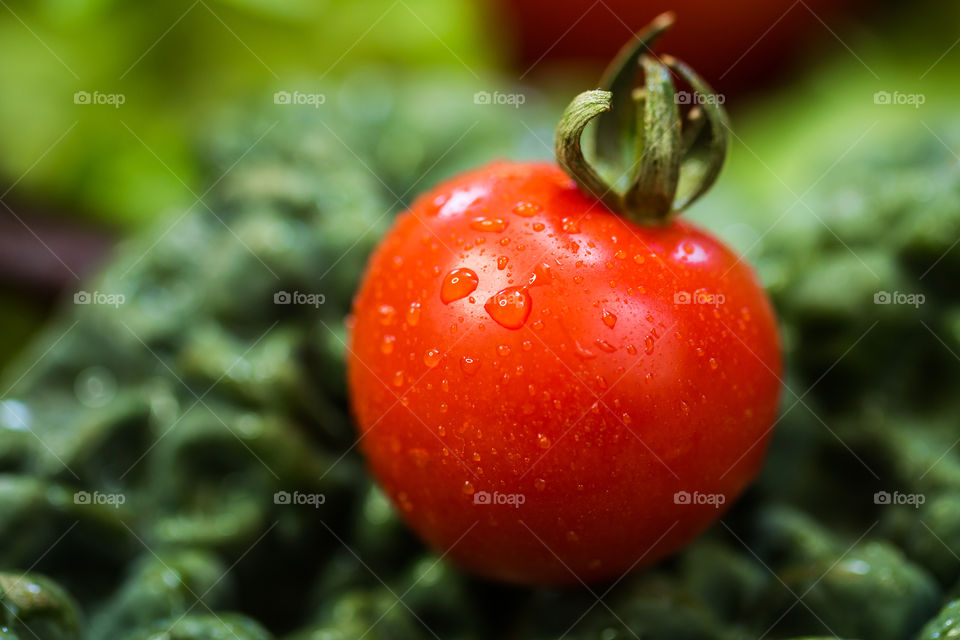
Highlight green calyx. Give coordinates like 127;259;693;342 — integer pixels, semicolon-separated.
554;12;729;224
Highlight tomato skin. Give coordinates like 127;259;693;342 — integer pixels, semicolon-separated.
347;162;781;585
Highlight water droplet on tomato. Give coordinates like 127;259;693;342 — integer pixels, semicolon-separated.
378;305;396;325
528;262;553;287
497;256;509;270
441;268;478;304
534;478;546;491
462;480;475;495
644;335;655;355
484;286;532;330
380;335;395;355
595;339;616;353
614;249;626;259
423;349;441;368
561;217;580;233
601;308;617;328
512;201;542;217
626;344;637;355
537;434;551;449
470;217;509;232
709;357;719;370
460;356;481;375
522;340;532;351
409;448;430;468
532;222;545;232
406;302;421;326
392;371;404;387
497;344;511;356
573;338;596;360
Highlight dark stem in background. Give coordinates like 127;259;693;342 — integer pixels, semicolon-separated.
0;207;112;298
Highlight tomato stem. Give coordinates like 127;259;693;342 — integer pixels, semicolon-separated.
554;13;729;224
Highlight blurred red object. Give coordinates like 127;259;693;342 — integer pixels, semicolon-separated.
494;0;851;93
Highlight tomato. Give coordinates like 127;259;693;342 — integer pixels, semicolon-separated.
347;18;781;585
346;160;781;584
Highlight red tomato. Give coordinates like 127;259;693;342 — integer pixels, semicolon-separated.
347;161;781;585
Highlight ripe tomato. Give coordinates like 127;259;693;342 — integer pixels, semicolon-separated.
346;161;781;584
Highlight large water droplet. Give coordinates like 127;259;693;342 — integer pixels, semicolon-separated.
460;356;481;375
424;349;441;368
441;268;479;304
601;308;617;328
484;286;532;330
595;339;616;353
470;217;509;232
512;201;542;217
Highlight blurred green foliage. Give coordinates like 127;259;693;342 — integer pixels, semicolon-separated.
0;0;497;227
